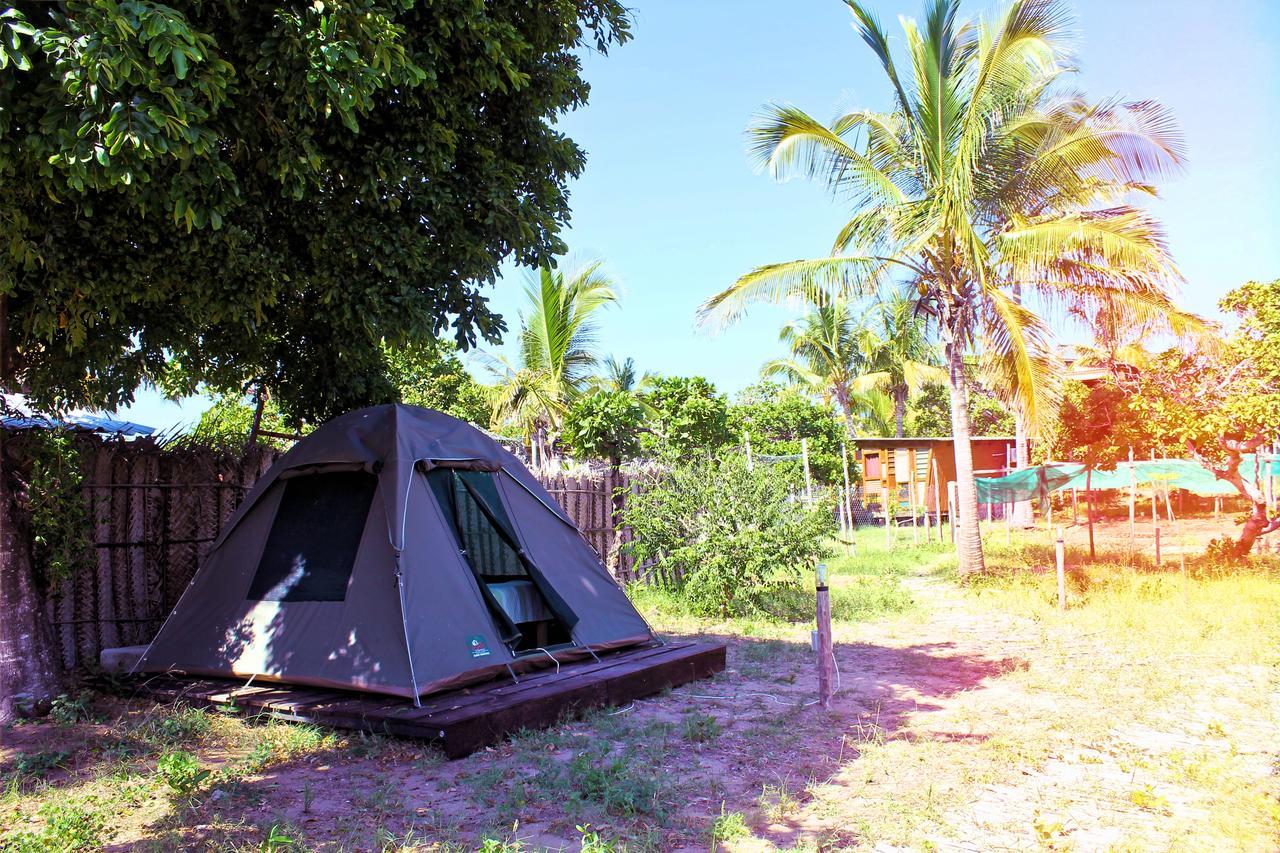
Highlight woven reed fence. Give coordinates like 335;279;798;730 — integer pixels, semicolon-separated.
20;435;640;672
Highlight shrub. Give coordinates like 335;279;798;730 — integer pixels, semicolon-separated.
156;750;210;797
621;453;832;618
49;692;93;725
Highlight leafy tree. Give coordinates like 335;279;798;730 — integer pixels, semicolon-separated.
1128;280;1280;555
190;394;297;450
729;381;845;483
621;453;832;618
0;1;630;423
486;261;618;462
698;0;1187;574
906;376;1015;439
190;339;488;447
385;340;489;427
638;376;730;458
1036;378;1159;466
0;1;631;719
562;390;644;470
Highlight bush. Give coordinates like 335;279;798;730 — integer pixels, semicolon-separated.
156;750;210;797
621;453;832;618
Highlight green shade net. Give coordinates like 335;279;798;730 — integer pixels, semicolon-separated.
976;455;1278;503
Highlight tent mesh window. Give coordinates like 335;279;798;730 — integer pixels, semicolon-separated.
247;471;377;602
427;468;573;652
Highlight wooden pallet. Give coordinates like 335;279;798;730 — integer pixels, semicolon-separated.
135;641;725;758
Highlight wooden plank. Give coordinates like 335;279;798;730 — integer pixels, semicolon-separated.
136;642;726;759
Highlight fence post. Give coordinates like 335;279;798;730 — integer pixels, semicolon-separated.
815;563;833;709
841;444;855;556
947;481;958;545
882;487;892;548
1150;449;1158;531
1055;526;1066;610
801;437;812;503
1128;447;1136;557
1155;525;1162;569
931;456;942;543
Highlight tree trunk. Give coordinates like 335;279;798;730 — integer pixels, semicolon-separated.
0;451;63;723
1188;436;1278;557
946;340;986;576
1008;281;1033;527
893;386;907;438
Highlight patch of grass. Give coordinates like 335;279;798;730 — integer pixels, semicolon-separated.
708;803;750;847
758;782;800;823
156;750;210;798
5;797;107;851
8;749;72;781
680;710;722;744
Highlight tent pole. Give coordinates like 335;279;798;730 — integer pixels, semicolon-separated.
393;551;423;708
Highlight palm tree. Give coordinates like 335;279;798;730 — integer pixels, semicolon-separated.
697;0;1188;574
761;296;866;439
486;261;618;463
762;292;943;437
852;290;947;436
589;355;655;394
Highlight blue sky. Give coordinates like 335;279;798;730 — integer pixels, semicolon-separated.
120;0;1280;431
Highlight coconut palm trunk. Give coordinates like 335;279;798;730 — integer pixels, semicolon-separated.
946;335;986;575
893;385;908;437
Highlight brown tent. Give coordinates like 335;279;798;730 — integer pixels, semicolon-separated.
134;404;653;702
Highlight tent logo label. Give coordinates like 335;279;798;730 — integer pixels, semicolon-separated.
467;635;492;658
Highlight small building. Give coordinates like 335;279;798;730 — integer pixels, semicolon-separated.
853;436;1016;517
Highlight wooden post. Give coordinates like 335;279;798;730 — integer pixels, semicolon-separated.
801;437;812;503
947;481;958;545
841;444;855;556
1071;487;1078;525
882;487;892;548
1150;449;1158;530
1055;526;1066;610
1214;496;1220;519
1128;447;1136;555
1155;525;1162;569
1086;468;1095;560
1005;498;1012;545
816;563;833;709
912;485;920;546
744;430;753;472
931;455;942;543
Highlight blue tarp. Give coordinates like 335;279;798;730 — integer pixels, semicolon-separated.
977;456;1278;502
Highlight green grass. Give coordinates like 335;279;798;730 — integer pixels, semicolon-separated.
629;528;942;634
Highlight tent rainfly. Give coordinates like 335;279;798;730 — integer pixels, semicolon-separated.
134;404;654;703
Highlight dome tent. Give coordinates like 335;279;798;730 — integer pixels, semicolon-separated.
134;404;653;702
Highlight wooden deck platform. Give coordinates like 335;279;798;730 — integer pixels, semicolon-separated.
135;641;725;758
